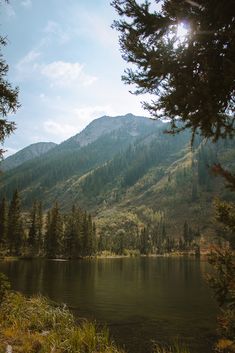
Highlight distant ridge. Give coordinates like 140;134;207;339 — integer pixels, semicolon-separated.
1;142;57;171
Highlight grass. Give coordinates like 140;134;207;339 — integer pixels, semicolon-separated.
0;285;192;353
153;342;190;353
0;292;124;353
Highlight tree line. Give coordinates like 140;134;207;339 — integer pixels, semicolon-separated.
0;190;97;258
98;218;200;256
0;190;201;258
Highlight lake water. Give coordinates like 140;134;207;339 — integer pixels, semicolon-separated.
0;257;217;353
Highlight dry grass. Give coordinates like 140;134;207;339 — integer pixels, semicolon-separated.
0;292;123;353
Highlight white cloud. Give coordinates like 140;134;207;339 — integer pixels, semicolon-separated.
41;61;97;87
43;120;78;139
42;105;116;142
16;50;41;78
43;20;70;44
21;0;32;8
72;106;116;126
16;52;97;87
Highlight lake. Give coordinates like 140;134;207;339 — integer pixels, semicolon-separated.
0;257;217;353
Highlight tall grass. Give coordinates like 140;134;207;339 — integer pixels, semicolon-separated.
0;292;123;353
0;289;191;353
153;342;190;353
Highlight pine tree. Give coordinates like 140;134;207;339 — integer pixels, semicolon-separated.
0;3;20;158
44;203;63;258
37;201;43;255
28;201;38;254
8;190;23;255
64;205;80;258
92;222;97;254
112;0;235;141
81;212;89;257
183;221;190;247
86;214;94;256
0;197;8;248
140;227;150;255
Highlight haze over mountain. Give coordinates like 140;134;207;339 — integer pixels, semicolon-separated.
1;113;235;244
1;142;57;171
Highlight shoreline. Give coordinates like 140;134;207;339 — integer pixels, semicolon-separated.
0;251;210;262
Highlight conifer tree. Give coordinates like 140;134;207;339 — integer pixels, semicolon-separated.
64;205;80;258
44;203;63;258
92;222;97;254
183;221;190;247
140;227;149;254
28;201;38;253
81;212;89;256
112;0;235;141
0;197;8;248
0;2;20;158
44;210;51;255
37;201;43;254
86;214;94;256
8;190;22;255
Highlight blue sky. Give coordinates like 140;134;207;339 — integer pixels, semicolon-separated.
1;0;149;156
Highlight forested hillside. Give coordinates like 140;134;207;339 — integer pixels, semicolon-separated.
1;114;235;254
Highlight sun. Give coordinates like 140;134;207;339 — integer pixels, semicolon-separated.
176;22;189;40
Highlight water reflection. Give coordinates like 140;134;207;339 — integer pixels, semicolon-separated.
0;257;217;353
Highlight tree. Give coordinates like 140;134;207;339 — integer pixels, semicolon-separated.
8;190;23;255
28;202;37;250
44;203;63;258
111;0;235;141
63;205;81;258
0;2;20;158
37;201;43;254
112;1;235;348
28;201;42;255
0;197;8;247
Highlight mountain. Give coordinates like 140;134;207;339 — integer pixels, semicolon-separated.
1;113;235;244
1;142;57;171
61;113;154;148
0;114;162;206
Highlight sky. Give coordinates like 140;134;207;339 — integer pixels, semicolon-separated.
1;0;150;156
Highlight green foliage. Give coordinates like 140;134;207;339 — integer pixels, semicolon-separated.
214;199;235;248
44;202;63;257
209;178;235;349
112;0;235;141
0;34;19;158
208;247;235;349
208;247;235;309
0;191;97;258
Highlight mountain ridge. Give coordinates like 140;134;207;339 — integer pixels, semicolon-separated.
1;142;57;171
1;113;235;245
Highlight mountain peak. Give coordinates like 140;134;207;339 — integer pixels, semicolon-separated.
62;113;157;148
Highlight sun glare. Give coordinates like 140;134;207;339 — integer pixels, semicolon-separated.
176;22;189;40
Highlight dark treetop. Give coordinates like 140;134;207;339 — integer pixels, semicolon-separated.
112;0;235;141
